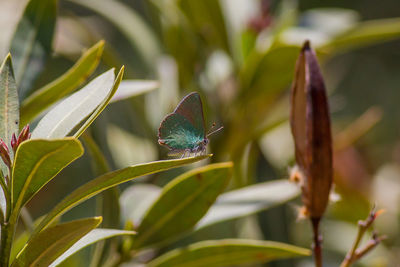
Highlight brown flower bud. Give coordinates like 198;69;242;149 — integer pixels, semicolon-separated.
290;40;333;220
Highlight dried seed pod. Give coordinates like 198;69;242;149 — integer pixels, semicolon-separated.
290;40;333;220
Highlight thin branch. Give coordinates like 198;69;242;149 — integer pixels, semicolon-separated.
340;207;385;267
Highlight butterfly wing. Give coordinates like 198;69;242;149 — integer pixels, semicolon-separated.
158;113;204;150
173;92;206;137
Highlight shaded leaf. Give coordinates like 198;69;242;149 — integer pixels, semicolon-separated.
10;0;57;97
49;229;136;267
73;67;123;138
12;138;84;211
32;155;211;236
133;162;233;249
110;80;158;103
323;18;400;54
120;184;161;226
20;41;104;125
196;180;300;229
147;239;311;267
69;0;160;69
32;69;115;139
12;217;102;267
179;0;230;51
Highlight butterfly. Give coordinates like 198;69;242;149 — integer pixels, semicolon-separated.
158;92;223;157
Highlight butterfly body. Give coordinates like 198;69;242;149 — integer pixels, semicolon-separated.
158;92;220;157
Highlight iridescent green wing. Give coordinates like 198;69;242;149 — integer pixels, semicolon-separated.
173;92;206;137
158;113;204;150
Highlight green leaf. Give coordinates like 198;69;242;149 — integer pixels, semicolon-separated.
322;18;400;54
110;80;158;103
120;184;161;226
12;138;84;211
0;53;19;146
147;239;311;267
133;162;233;249
73;66;124;138
32;155;211;237
0;54;19;176
10;0;57;97
196;179;300;229
20;41;104;125
179;0;230;52
49;229;136;267
69;0;161;69
31;69;115;139
12;217;102;267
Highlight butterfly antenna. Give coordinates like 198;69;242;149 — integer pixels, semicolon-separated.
207;125;223;137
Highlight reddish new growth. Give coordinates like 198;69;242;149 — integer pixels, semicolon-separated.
0;124;31;169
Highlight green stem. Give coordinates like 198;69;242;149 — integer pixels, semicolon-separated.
0;172;11;221
0;211;19;266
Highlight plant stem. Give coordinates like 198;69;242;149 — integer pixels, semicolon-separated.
0;211;18;266
311;217;322;267
340;208;384;267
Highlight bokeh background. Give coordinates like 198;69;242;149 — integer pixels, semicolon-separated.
2;0;400;266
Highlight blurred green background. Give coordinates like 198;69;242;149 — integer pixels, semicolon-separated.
2;0;400;266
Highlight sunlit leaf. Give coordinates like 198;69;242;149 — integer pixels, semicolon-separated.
12;217;102;267
32;69;115;139
20;41;104;125
133;162;233;249
32;155;211;236
0;54;19;146
110;80;158;103
12;138;83;211
0;53;19;176
147;239;310;267
73;66;123;138
49;229;136;267
196;180;300;229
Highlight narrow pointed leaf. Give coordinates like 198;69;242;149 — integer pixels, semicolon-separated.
20;41;104;125
10;0;57;97
147;239;311;267
323;18;400;54
12;217;102;267
73;66;124;138
50;229;136;267
110;80;158;103
0;54;19;175
196;180;300;229
32;155;211;236
12;138;83;211
133;162;233;249
69;0;160;69
0;54;19;146
32;69;115;139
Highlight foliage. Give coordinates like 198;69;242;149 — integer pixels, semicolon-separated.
0;0;400;266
